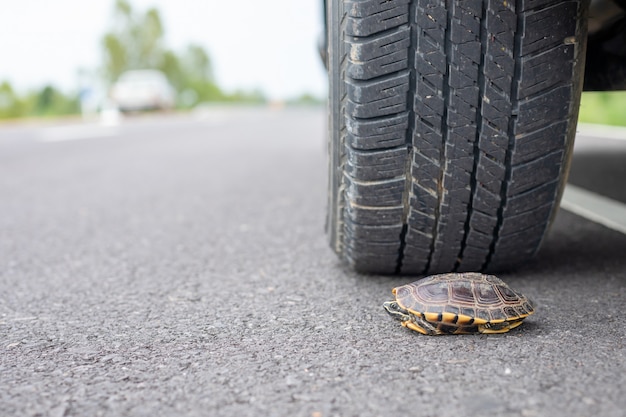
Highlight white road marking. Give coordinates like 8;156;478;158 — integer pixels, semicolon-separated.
577;123;626;142
38;124;119;142
561;184;626;235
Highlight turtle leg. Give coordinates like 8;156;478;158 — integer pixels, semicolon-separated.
478;320;524;334
402;316;440;335
478;325;511;334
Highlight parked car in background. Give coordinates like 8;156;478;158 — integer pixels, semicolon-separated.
110;70;175;112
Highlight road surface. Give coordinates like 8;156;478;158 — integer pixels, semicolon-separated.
0;108;624;417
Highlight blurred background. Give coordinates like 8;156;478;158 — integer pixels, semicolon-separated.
0;0;623;124
0;0;327;121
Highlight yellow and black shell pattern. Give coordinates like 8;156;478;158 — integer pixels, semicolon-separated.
390;273;535;335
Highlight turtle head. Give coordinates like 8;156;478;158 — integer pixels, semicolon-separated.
383;301;411;323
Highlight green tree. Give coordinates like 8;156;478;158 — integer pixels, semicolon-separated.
102;0;166;82
182;44;213;83
0;81;24;119
100;1;265;108
137;8;165;69
0;83;79;119
160;49;183;89
103;33;127;82
171;44;225;105
31;85;79;116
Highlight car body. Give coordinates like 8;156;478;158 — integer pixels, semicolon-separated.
110;70;175;112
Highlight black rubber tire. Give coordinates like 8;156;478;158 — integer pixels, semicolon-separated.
326;0;589;274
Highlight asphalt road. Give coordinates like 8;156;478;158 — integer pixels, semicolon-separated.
0;107;624;417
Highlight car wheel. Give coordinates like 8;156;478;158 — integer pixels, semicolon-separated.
325;0;589;274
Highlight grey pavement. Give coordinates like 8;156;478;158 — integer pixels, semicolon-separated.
0;107;624;417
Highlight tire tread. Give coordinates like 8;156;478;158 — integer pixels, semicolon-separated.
329;0;587;273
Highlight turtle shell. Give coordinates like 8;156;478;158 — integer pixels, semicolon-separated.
393;273;535;326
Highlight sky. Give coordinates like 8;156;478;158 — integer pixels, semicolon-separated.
0;0;328;100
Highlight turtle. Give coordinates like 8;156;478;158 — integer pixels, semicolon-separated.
383;273;535;335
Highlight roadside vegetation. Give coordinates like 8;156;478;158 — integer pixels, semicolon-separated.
0;82;79;120
578;91;626;127
0;0;320;121
0;1;622;123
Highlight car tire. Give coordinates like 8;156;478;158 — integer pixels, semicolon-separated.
325;0;589;274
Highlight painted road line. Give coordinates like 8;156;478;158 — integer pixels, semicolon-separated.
577;123;626;142
561;184;626;235
39;124;119;142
